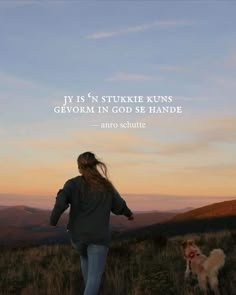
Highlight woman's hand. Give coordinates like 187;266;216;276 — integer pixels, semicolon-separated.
127;214;134;220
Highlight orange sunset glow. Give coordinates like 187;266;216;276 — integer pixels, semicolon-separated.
0;2;235;211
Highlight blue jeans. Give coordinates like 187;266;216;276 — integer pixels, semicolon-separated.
73;242;109;295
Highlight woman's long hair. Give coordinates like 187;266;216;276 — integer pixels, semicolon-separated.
77;152;114;192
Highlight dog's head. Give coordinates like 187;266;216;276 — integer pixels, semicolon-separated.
181;239;195;249
181;239;199;258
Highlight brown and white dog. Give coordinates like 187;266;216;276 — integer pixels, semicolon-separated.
181;239;225;295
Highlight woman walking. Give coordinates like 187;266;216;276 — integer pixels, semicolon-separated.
50;151;134;295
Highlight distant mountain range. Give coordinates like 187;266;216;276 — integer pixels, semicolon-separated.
0;199;235;246
0;205;175;246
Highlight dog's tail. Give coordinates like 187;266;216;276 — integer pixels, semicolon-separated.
204;249;225;273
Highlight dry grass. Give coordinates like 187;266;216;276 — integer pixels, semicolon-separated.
0;230;235;295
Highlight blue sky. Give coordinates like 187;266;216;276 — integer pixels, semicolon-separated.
0;1;235;210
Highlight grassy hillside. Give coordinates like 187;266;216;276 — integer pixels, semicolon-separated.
1;230;235;295
116;214;236;242
172;199;236;221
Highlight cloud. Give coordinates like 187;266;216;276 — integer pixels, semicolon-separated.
0;71;38;90
0;1;34;8
0;71;67;108
0;0;65;9
224;50;236;68
0;193;55;209
156;65;188;73
197;118;236;144
12;116;236;158
158;117;236;155
105;72;160;82
123;194;236;211
86;20;192;39
0;71;66;96
159;141;209;156
209;75;236;89
2;119;236;197
12;130;160;160
0;128;6;135
173;95;216;101
139;116;236;156
186;163;236;177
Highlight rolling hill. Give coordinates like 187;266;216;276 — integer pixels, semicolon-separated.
0;205;175;246
117;199;236;241
1;199;235;246
171;199;236;221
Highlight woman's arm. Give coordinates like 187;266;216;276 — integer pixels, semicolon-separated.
50;180;74;226
111;189;133;218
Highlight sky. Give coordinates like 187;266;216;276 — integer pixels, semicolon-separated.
0;1;235;211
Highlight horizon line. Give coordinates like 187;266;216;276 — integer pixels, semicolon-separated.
0;192;236;198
